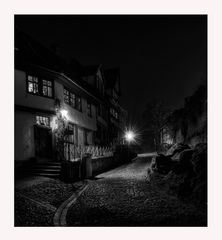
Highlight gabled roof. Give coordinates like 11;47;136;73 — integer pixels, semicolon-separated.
15;28;121;105
15;27;106;103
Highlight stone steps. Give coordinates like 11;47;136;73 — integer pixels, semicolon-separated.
28;162;62;178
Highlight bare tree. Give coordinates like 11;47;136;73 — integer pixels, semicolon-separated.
142;99;171;150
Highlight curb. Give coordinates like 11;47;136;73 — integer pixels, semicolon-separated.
53;181;88;226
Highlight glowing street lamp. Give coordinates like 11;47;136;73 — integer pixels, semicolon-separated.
60;109;68;119
124;130;135;144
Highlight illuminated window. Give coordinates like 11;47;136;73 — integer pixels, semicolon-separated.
27;74;53;98
64;88;70;104
42;79;52;97
36;115;50;127
64;87;82;112
28;75;39;94
70;92;76;108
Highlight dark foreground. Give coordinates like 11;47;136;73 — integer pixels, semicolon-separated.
67;155;207;226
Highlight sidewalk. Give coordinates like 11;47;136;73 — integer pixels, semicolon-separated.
15;176;85;226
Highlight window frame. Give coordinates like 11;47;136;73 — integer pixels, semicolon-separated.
87;101;92;117
26;73;54;99
27;75;39;94
42;79;53;98
63;87;82;112
70;92;76;108
36;115;51;127
64;88;70;105
76;96;82;112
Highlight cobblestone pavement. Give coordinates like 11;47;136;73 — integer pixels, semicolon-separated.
67;156;207;226
15;177;85;226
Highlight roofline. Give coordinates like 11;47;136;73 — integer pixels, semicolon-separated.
29;63;103;103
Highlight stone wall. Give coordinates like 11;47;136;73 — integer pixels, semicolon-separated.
91;156;119;175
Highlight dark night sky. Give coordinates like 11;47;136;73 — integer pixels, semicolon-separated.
15;15;207;125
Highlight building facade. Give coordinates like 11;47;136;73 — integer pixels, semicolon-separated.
15;28;126;163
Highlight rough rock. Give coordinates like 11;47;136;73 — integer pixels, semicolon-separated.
154;154;175;175
150;142;207;207
166;143;190;158
190;143;207;204
172;149;194;174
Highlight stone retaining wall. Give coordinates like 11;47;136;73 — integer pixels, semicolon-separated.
91;156;119;175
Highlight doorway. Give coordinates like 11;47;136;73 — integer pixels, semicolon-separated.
34;125;53;159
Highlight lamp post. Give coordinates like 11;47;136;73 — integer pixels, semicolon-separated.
124;130;135;161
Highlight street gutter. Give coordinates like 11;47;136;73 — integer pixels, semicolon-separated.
53;181;88;226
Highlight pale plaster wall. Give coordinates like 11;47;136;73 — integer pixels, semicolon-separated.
15;69;97;131
15;69;55;111
15;110;36;161
15;68;99;161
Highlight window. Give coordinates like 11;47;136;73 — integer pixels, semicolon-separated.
64;88;82;112
36;115;50;127
28;75;39;94
27;74;53;98
110;108;118;120
64;89;69;104
70;92;76;108
87;101;92;117
42;80;52;97
65;123;74;143
76;96;82;111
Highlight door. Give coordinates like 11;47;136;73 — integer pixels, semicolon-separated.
34;125;53;159
64;123;75;161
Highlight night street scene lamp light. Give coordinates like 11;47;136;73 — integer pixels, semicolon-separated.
124;130;135;143
60;109;68;119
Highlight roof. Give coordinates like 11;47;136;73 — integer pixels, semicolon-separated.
15;28;122;105
15;27;106;103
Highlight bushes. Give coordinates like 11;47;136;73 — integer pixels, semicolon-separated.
190;143;207;204
154;154;175;175
151;144;190;175
166;143;190;158
149;143;207;206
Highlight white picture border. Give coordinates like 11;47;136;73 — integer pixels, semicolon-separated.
0;0;221;239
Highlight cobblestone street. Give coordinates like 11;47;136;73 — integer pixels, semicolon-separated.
67;155;206;226
15;177;85;226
